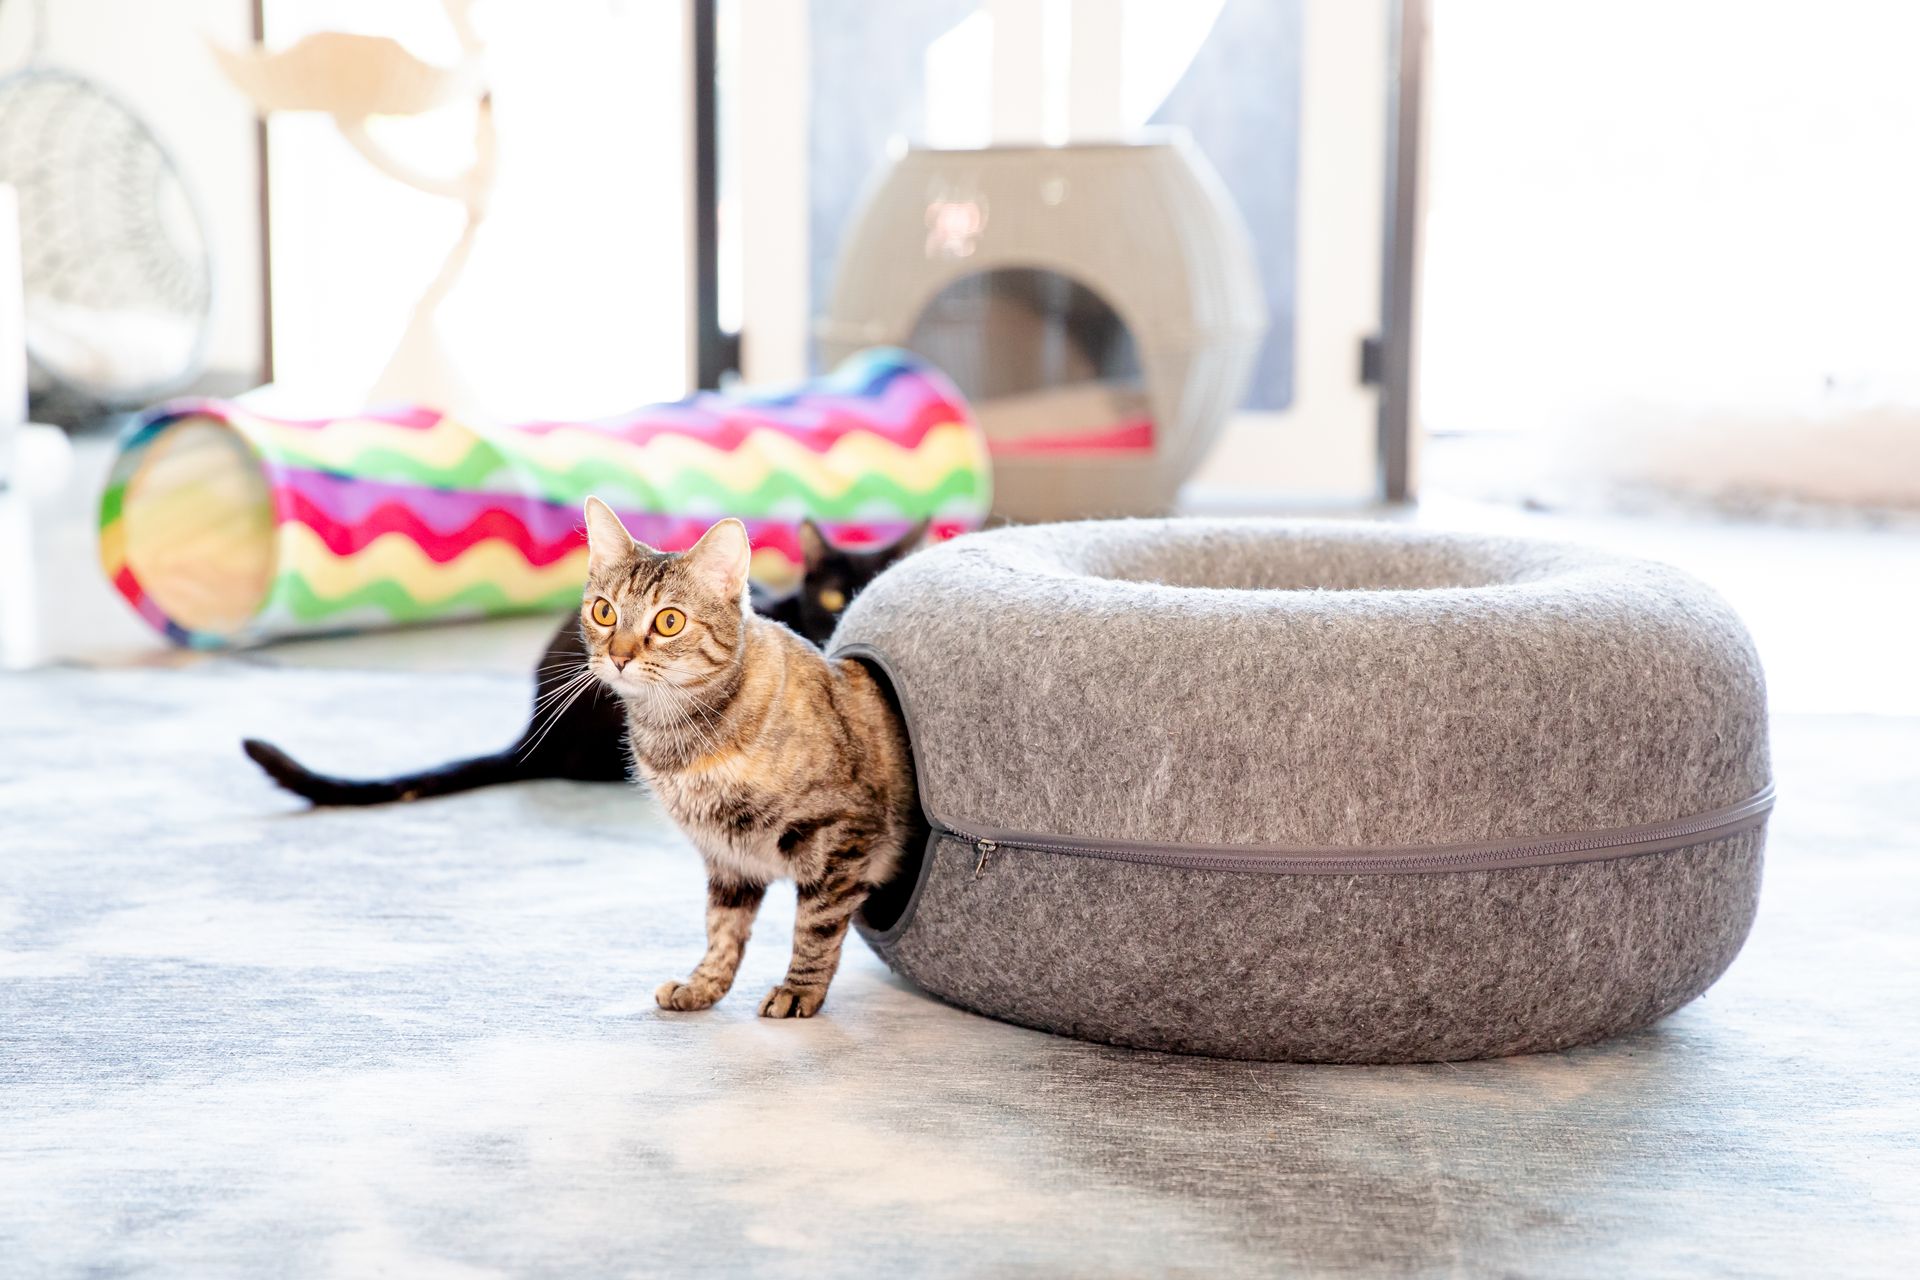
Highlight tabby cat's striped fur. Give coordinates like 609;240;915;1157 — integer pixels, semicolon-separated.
579;498;918;1018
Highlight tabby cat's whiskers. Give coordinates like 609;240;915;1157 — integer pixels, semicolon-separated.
520;666;600;760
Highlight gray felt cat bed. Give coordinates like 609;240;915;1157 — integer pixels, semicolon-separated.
835;519;1773;1063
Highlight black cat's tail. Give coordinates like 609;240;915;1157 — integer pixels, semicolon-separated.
241;738;533;806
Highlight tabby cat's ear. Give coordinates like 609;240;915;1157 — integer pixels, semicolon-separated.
683;518;752;601
582;497;636;575
798;518;829;571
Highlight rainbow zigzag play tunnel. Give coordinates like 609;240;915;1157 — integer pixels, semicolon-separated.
99;349;990;647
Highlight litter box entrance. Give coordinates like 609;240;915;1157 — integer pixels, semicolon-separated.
120;417;276;637
906;268;1152;458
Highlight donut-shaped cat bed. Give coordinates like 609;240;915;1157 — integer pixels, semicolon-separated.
835;520;1773;1063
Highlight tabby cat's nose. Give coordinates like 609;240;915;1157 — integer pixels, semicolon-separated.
611;654;631;671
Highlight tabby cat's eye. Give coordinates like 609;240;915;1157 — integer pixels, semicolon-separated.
590;597;616;627
817;588;847;613
652;607;686;637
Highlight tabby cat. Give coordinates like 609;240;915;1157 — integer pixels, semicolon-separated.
579;498;918;1018
242;518;922;806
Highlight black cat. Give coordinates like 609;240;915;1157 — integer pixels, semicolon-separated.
242;519;924;806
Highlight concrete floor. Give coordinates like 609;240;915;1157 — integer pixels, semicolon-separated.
2;491;1918;1276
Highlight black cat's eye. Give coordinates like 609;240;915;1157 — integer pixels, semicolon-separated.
653;607;686;637
590;597;616;627
817;588;847;613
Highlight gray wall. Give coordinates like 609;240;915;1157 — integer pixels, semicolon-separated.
808;0;976;354
1149;0;1300;411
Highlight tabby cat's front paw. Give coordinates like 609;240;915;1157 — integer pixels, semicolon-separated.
758;984;827;1018
656;978;723;1011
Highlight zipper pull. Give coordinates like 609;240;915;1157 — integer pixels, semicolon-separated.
971;838;997;878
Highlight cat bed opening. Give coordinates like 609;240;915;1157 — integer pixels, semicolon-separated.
836;519;1773;1063
907;267;1153;458
842;657;932;937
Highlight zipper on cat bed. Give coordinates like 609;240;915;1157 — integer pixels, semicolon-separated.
831;642;1771;879
971;839;998;877
937;784;1774;878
